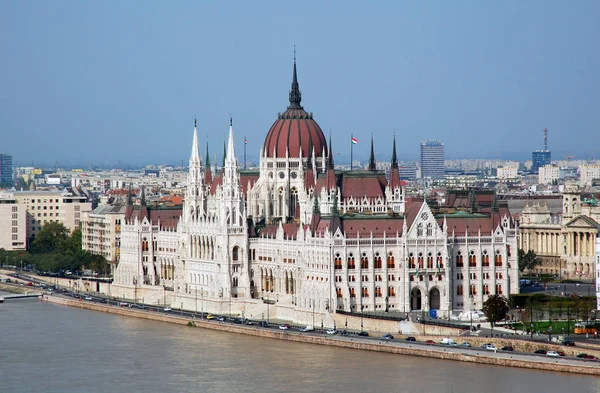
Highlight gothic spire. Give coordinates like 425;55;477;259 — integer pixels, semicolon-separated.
190;118;200;163
306;136;314;169
226;116;236;165
327;134;334;169
391;134;398;169
368;133;376;171
205;142;210;168
288;49;302;109
312;194;320;214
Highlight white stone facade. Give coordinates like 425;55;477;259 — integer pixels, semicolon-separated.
0;193;27;251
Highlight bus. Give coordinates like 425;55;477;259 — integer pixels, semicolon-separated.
573;321;597;335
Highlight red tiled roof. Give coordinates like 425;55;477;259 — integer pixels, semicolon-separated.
340;175;386;200
240;173;259;197
341;217;405;238
160;195;183;205
259;223;301;239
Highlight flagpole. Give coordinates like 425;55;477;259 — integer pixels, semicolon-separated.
350;134;353;171
244;136;247;169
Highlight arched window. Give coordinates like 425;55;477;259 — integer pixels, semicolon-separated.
495;250;502;267
387;252;395;268
427;252;434;269
495;284;503;295
469;251;476;267
417;252;424;269
374;253;382;269
426;223;433;236
350;288;356;298
483;284;490;295
290;187;298;218
417;223;423;236
232;246;239;261
469;284;477;296
375;286;382;297
408;253;415;269
334;253;342;270
347;254;356;269
456;252;464;267
388;286;396;297
361;253;369;269
362;287;369;298
457;285;463;296
436;252;444;269
336;287;343;298
482;251;490;267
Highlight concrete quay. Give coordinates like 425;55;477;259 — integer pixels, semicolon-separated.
41;295;600;376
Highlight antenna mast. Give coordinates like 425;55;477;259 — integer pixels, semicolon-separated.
543;128;548;151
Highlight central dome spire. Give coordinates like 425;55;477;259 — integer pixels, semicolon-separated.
288;49;302;109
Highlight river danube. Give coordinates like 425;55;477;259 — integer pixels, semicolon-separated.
1;296;599;393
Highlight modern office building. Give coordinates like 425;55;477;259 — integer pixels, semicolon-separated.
0;154;13;187
420;141;445;178
532;150;551;172
0;193;27;251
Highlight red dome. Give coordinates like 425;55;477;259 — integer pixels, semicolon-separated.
264;108;327;158
263;59;327;158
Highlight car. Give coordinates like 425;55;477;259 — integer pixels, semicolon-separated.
84;296;93;301
245;320;256;325
340;330;350;336
357;331;369;337
501;346;514;352
448;342;459;347
27;282;33;286
136;304;144;309
233;318;243;324
485;344;497;351
206;314;216;320
562;340;576;347
164;307;172;312
461;342;472;348
557;351;566;357
279;324;290;330
119;302;128;307
381;334;394;340
5;278;11;283
326;329;337;335
405;336;416;342
260;321;269;327
547;351;560;357
39;284;46;288
300;326;315;332
216;315;225;321
61;288;67;292
577;354;598;360
100;299;107;303
425;340;435;345
480;343;492;349
534;349;547;355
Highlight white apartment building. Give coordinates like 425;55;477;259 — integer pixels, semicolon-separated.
580;166;600;186
0;193;27;251
82;204;126;273
538;165;560;185
13;189;92;240
497;166;518;179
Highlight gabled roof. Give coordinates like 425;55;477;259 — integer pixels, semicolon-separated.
564;215;599;229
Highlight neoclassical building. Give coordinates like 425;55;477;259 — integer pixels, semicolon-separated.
519;183;599;279
112;60;519;323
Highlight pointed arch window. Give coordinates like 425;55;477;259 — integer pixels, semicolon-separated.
468;251;476;267
482;251;490;267
456;252;464;268
426;223;433;236
417;223;423;236
408;253;415;269
374;253;382;269
387;252;395;268
417;252;424;269
436;252;444;269
427;252;434;269
495;250;502;267
361;253;369;269
347;254;356;270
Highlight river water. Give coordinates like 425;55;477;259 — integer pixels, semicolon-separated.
1;295;599;393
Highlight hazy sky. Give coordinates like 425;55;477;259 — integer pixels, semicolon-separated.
1;1;599;167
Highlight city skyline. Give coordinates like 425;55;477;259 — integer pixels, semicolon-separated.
2;1;600;166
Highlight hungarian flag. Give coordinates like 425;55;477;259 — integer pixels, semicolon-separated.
244;137;248;144
351;137;358;144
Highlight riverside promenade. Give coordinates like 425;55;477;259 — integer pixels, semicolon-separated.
40;294;600;376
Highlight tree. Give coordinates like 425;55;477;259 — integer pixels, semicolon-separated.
31;222;70;254
518;249;542;273
483;294;509;338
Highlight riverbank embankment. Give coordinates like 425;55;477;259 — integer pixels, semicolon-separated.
41;295;600;376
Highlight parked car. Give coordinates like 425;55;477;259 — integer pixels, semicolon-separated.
245;320;256;325
164;307;172;312
381;334;394;340
576;354;597;360
547;351;560;357
557;351;566;356
357;331;369;337
279;324;290;330
460;342;472;348
84;296;93;301
300;325;315;332
405;336;416;342
484;344;497;352
425;340;435;345
206;314;216;320
326;329;337;335
216;315;225;321
562;340;576;346
501;346;514;352
534;349;547;355
100;299;107;304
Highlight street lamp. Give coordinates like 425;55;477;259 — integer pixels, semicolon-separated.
312;299;315;328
